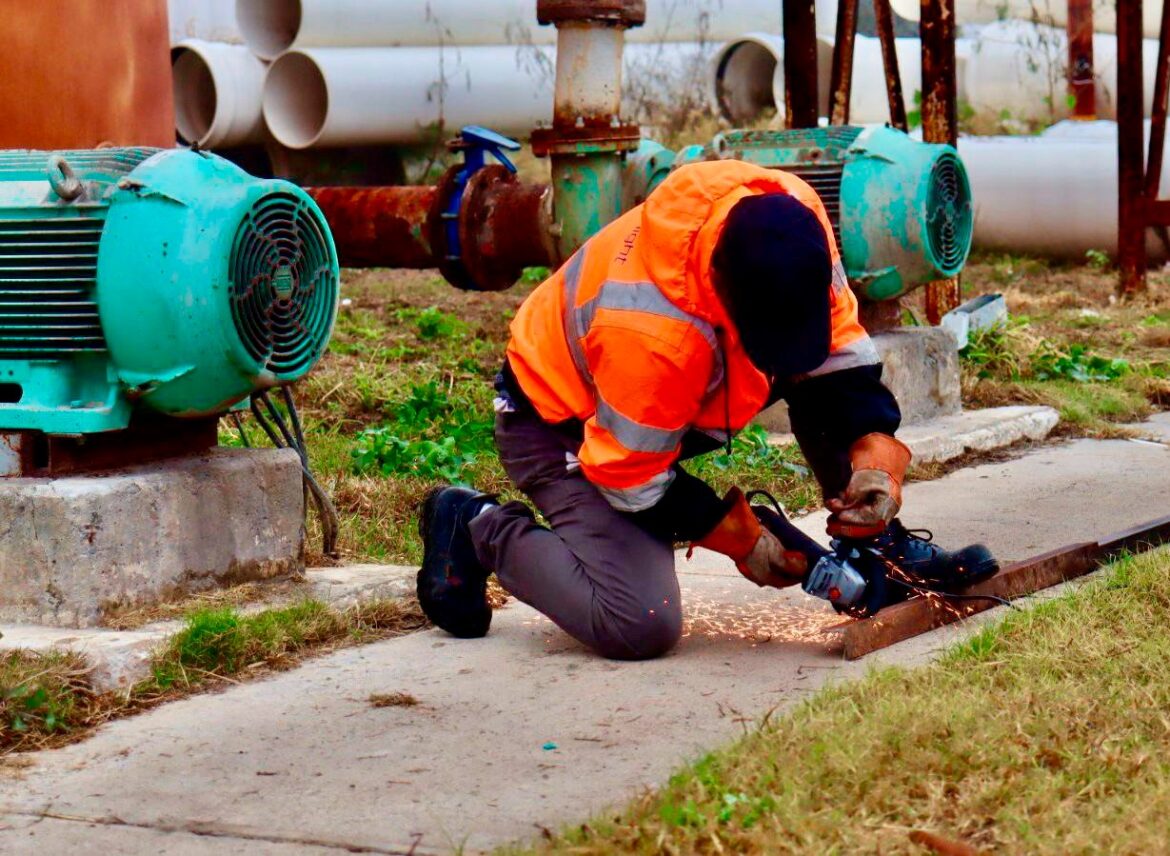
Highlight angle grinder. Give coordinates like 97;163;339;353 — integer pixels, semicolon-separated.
746;491;910;618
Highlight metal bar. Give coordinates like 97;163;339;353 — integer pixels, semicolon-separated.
873;0;909;131
1118;0;1149;295
1142;198;1170;225
783;0;820;128
1066;0;1097;119
842;514;1170;660
828;0;861;125
919;0;960;321
1144;0;1170;199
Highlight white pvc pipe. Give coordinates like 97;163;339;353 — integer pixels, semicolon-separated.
263;42;714;148
960;121;1170;258
959;21;1160;122
890;0;1162;40
172;40;267;148
169;0;240;44
237;0;804;60
709;33;839;125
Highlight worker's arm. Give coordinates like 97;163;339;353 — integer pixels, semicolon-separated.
782;268;909;536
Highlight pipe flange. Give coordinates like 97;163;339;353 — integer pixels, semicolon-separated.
530;123;642;158
536;0;646;27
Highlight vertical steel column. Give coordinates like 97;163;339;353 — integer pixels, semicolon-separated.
533;0;645;263
829;0;861;125
1066;0;1097;119
874;0;909;131
783;0;820;128
1118;0;1148;295
920;0;960;323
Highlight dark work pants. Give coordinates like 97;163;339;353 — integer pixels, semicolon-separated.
469;409;683;660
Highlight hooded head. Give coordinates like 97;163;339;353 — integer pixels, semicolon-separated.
711;193;833;377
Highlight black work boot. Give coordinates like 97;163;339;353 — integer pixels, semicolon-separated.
853;519;999;594
417;486;497;639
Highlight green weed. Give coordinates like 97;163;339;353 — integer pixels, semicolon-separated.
1031;342;1129;382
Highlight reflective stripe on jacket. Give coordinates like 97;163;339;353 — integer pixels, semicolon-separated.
506;160;875;512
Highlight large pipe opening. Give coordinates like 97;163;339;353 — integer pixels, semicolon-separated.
264;51;328;149
172;46;217;146
711;35;784;125
236;0;301;61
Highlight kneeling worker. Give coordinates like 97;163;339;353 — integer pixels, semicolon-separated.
417;160;992;659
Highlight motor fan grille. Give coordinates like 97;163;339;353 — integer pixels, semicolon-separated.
925;152;973;276
229;191;337;380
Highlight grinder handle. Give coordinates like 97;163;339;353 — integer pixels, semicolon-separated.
750;504;831;573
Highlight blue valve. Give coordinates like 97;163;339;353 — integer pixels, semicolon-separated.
443;126;521;261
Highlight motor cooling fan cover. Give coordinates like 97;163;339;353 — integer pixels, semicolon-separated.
229;191;337;380
96;149;339;417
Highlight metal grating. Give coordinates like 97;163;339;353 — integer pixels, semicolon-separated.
925;152;972;275
781;163;845;249
0;218;106;355
229;192;337;379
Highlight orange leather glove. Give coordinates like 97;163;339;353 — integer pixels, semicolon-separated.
826;433;912;539
695;488;807;588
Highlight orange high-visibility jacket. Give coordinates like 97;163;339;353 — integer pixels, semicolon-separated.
506;160;877;512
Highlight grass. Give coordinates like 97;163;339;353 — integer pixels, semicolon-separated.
0;597;426;755
514;546;1170;854
948;254;1170;437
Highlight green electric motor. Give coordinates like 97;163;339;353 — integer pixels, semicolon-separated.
0;147;339;434
638;125;973;302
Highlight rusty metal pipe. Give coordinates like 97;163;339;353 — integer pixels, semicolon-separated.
783;0;821;128
308;178;554;284
828;0;860;125
534;0;645;262
307;186;439;268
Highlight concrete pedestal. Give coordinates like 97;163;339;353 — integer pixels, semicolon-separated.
756;327;961;433
0;448;305;628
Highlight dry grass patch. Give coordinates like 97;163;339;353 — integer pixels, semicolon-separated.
369;691;420;708
518;547;1170;855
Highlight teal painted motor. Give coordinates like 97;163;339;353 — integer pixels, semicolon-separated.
0;148;339;434
644;126;973;302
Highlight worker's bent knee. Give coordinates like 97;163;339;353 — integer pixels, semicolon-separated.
595;607;683;661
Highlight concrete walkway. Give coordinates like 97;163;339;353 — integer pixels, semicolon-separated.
2;417;1168;854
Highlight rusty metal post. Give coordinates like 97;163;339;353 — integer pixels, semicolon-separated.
920;0;961;323
1066;0;1097;119
533;0;645;263
1118;0;1148;295
783;0;820;128
1144;0;1170;201
873;0;909;131
829;0;861;125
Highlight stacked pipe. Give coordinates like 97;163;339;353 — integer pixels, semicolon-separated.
168;0;787;151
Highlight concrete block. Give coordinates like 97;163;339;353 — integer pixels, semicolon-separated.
0;449;305;629
898;405;1061;464
306;564;416;608
0;625;167;692
756;327;962;433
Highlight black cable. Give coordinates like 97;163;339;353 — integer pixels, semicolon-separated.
279;385;308;452
248;388;341;559
231;412;252;448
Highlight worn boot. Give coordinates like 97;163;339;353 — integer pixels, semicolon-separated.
417;486;497;639
853;519;999;594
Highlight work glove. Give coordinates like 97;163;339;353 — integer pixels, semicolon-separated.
694;487;807;587
826;433;913;539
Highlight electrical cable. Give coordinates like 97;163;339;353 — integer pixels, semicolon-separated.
247;387;341;559
231;411;252;448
